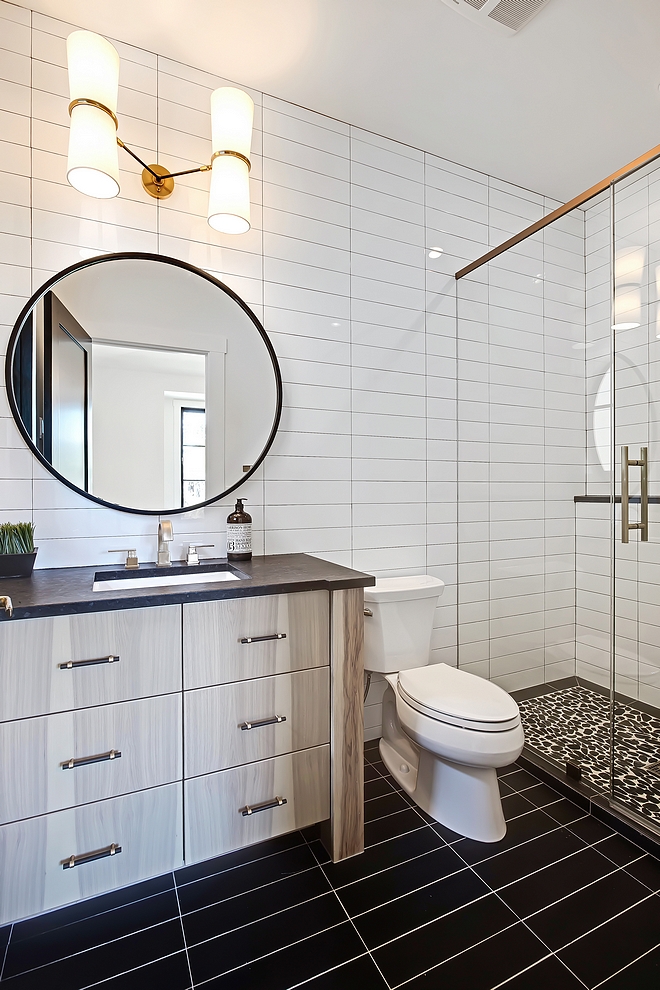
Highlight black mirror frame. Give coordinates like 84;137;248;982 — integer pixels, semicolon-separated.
5;251;283;516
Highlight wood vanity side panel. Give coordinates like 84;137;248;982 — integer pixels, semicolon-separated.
325;587;364;862
183;592;329;689
0;606;182;721
184;746;329;863
184;667;330;777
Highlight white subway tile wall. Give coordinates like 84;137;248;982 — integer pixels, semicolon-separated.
1;2;590;740
457;208;585;695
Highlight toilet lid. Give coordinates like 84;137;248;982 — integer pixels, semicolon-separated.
397;664;520;726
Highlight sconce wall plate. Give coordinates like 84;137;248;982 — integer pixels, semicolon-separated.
141;164;176;199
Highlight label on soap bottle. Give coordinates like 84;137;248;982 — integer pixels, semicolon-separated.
226;523;252;555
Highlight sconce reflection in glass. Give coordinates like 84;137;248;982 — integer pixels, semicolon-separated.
65;31;254;233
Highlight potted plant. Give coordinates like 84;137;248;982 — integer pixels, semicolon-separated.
0;522;37;578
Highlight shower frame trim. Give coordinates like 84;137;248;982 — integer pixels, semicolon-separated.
455;140;660;280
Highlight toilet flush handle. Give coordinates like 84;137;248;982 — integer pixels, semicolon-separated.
364;607;373;617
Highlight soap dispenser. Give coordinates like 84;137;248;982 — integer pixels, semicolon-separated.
226;499;252;561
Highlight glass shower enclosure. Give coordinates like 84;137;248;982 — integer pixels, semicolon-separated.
455;147;660;836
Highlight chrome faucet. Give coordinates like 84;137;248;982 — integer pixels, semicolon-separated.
157;520;173;567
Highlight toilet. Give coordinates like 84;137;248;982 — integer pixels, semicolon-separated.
365;575;524;842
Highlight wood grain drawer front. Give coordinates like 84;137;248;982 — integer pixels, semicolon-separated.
183;591;329;689
184;667;329;777
185;745;329;864
0;783;183;926
0;694;182;825
0;605;182;721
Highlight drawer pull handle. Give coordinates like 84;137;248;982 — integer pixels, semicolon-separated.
240;633;286;645
61;843;122;869
241;796;287;817
240;715;287;731
59;655;119;670
61;749;122;770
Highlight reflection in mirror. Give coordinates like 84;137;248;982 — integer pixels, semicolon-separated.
8;255;281;514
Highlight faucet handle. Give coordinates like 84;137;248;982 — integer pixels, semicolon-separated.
186;544;214;566
109;549;139;569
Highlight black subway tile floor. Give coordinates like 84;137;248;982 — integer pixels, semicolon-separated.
2;741;660;988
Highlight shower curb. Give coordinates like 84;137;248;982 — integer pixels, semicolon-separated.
519;747;660;860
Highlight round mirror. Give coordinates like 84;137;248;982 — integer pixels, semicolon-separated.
5;253;282;514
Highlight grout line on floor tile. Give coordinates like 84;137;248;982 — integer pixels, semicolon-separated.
489;952;554;989
591;940;660;988
368;890;494;953
492;843;608;897
289;952;382;990
390;920;522;989
76;949;193;990
0;923;13;981
2;911;185;982
299;828;392;988
182;887;337;951
172;870;195;990
343;863;471;921
329;842;453;893
179;863;323;920
364;821;430;851
175;837;310;892
7;883;178;950
590;833;648;864
548;890;656;955
190;918;349;988
489;891;591;990
513;864;624;922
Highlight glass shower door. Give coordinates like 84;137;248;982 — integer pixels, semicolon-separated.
611;159;660;831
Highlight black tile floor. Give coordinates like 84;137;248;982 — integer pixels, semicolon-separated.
2;742;660;988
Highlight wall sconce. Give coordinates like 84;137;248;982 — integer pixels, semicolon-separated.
66;31;254;233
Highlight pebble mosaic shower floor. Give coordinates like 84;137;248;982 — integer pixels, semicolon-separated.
518;685;660;827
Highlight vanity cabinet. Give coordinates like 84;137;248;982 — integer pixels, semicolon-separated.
0;605;182;721
183;592;331;862
184;667;330;776
183;591;329;687
0;560;367;927
185;747;330;864
0;694;182;824
0;784;183;925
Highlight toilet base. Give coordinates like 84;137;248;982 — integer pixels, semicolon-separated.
415;749;506;842
379;737;506;843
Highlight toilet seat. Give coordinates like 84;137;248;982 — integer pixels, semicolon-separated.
396;663;521;733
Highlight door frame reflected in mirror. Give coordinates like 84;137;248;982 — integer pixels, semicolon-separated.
5;252;283;516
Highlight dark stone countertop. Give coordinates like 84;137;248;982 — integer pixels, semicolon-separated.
0;553;375;621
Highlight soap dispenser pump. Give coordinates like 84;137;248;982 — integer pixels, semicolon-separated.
226;498;252;561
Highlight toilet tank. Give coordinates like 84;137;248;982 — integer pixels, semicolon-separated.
364;575;445;673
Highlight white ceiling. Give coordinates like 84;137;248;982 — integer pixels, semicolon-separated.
15;0;660;203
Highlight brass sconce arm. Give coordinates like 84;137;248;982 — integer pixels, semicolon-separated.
115;138;250;199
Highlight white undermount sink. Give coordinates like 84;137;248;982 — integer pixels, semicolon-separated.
92;562;248;592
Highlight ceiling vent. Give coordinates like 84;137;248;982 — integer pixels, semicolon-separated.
438;0;552;35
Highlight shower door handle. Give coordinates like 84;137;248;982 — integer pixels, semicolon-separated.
621;446;648;543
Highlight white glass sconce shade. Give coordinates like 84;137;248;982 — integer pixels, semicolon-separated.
210;87;254;160
66;31;120;199
208;87;254;234
208;155;251;234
